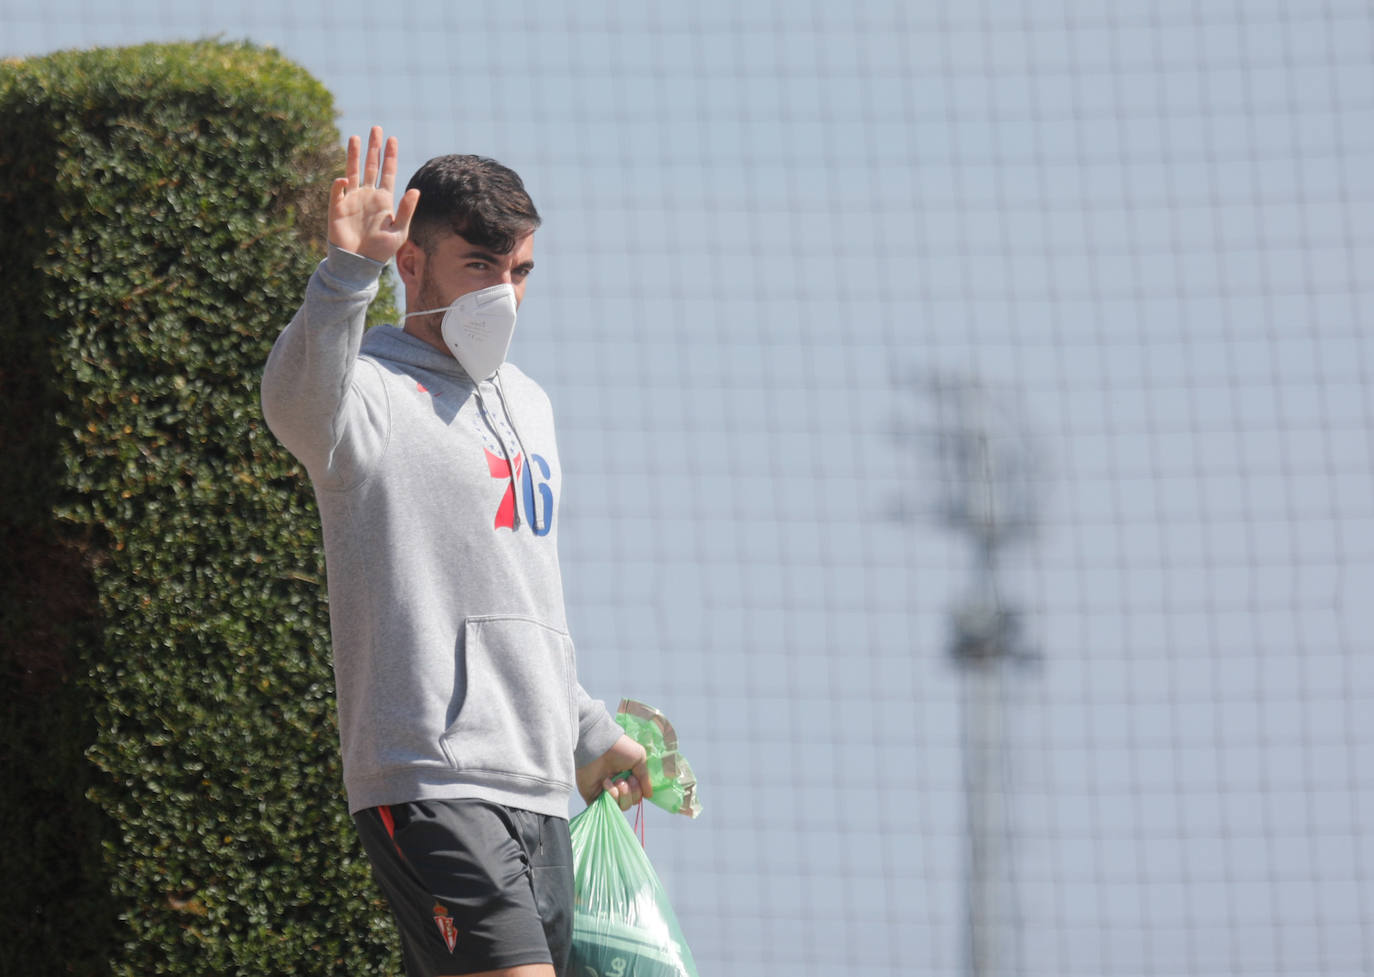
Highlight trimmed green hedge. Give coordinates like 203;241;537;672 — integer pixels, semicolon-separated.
0;41;399;975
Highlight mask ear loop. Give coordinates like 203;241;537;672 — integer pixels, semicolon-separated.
399;305;449;323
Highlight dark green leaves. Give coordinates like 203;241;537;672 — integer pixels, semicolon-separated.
1;40;399;977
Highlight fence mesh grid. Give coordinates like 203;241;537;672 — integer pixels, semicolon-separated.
4;2;1371;975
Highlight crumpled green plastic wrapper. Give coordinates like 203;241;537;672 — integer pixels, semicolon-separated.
568;700;702;977
614;698;702;819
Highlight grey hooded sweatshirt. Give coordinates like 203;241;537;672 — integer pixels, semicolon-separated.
261;246;623;817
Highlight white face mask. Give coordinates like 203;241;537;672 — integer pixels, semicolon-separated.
405;283;518;380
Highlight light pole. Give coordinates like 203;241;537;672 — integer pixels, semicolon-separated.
899;372;1040;977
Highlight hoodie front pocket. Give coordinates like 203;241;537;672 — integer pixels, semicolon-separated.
441;615;577;789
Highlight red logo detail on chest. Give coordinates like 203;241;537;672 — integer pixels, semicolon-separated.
485;448;524;530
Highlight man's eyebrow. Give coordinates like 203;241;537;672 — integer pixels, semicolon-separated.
459;249;534;272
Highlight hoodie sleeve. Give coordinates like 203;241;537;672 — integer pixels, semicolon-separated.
261;246;388;481
573;684;626;768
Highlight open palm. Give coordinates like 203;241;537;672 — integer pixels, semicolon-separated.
328;126;419;264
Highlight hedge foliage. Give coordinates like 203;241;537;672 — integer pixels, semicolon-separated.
0;40;400;975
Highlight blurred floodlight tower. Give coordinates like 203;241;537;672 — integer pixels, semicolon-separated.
928;372;1039;665
897;370;1042;977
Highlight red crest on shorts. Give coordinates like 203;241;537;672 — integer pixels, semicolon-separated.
432;903;459;953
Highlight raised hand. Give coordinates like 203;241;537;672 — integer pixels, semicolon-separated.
328;126;420;264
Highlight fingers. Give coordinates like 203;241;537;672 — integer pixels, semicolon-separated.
379;134;402;192
362;125;384;189
579;736;652;811
604;774;643;811
347;126;395;191
393;187;421;234
344;134;361;190
604;778;630;810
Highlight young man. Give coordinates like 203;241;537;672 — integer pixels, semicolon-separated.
261;127;649;977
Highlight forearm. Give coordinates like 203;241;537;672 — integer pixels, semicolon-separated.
573;684;625;768
261;246;384;471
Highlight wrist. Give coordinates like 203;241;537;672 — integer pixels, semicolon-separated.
324;245;386;289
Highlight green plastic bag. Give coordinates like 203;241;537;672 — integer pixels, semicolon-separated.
568;792;699;977
568;700;701;977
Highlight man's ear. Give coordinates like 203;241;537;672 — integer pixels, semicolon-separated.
395;239;423;291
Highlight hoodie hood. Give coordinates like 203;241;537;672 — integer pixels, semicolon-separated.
362;321;469;378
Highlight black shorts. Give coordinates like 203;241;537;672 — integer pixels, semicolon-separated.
354;799;575;977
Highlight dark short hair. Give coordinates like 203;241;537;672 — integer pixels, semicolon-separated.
405;154;541;255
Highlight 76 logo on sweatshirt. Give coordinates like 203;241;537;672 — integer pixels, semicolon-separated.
485;449;553;536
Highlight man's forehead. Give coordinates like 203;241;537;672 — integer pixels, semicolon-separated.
436;229;535;258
